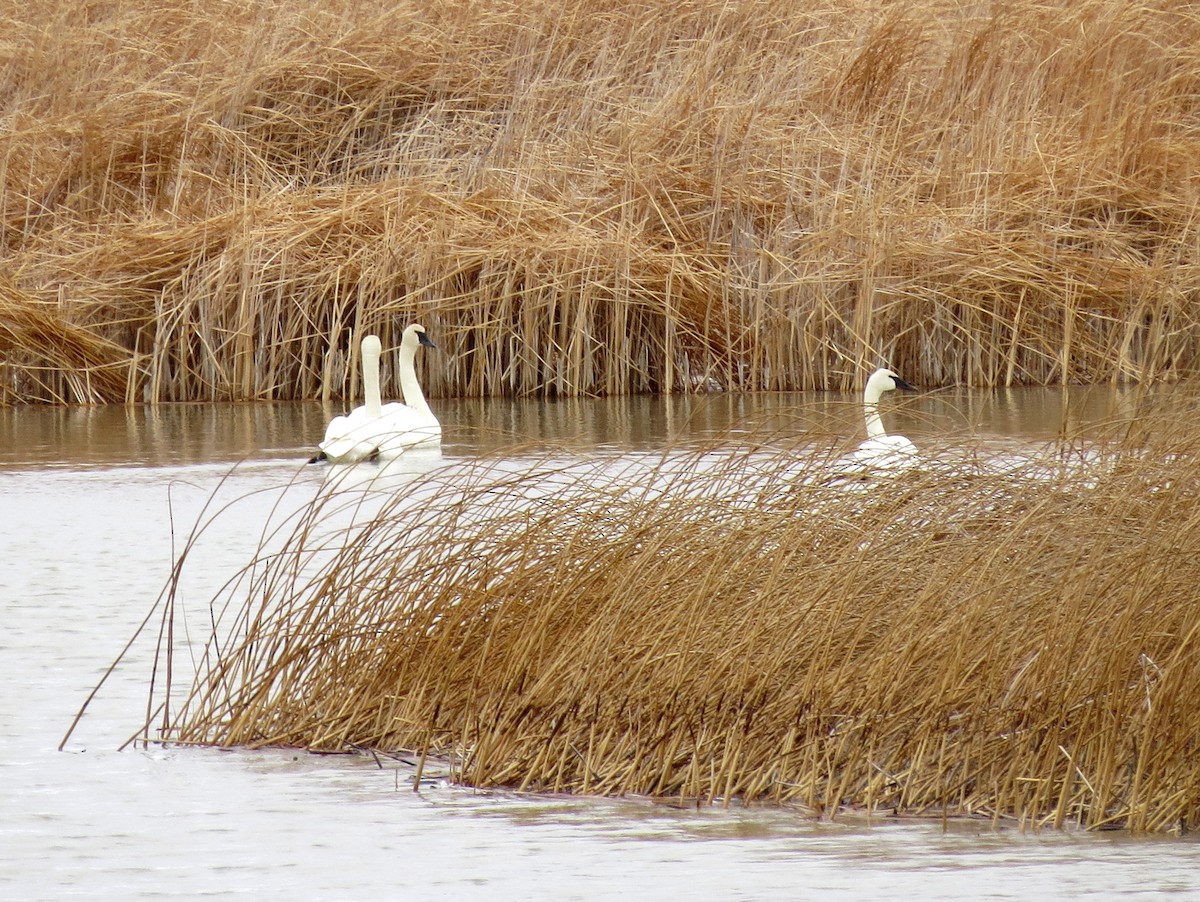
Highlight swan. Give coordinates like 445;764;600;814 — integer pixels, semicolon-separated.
377;323;442;453
850;367;917;469
311;325;441;463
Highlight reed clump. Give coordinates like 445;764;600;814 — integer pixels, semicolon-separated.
146;399;1200;833
4;0;1200;403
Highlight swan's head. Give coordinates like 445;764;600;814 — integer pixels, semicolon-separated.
403;323;438;351
361;335;382;358
864;368;914;404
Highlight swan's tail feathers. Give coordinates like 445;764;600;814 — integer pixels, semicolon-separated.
317;436;372;464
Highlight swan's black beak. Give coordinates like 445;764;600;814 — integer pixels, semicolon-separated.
893;376;916;392
418;332;438;350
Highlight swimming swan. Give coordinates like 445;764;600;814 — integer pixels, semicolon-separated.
311;325;441;463
851;367;917;469
380;323;441;447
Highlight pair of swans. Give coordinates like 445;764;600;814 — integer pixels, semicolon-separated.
312;324;441;464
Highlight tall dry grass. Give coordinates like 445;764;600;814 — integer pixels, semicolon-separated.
4;0;1200;403
108;398;1200;833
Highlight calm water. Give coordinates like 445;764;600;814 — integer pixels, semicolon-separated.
3;389;1199;899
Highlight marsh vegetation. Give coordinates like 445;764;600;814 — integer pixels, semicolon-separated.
4;0;1200;402
115;393;1200;835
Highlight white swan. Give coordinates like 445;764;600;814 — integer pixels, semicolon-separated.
311;325;441;463
850;367;917;469
377;323;442;453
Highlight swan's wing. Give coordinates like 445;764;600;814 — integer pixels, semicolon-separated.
317;408;382;463
379;401;411;417
319;404;442;462
374;404;442;457
821;437;920;482
317;413;353;461
321;412;350;439
879;435;918;453
850;437;918;470
319;435;377;463
317;402;442;463
380;401;440;423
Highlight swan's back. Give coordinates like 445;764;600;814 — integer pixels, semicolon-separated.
852;435;918;470
376;401;441;454
318;409;382;463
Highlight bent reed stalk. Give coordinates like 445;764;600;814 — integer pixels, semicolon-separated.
139;400;1200;834
4;0;1200;403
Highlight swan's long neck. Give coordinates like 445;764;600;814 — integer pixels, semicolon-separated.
362;346;383;417
864;403;886;440
863;380;887;439
398;340;433;418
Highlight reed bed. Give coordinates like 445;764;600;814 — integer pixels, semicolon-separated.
124;399;1200;833
4;0;1200;403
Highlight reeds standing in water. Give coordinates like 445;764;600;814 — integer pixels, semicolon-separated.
4;0;1200;402
139;398;1200;834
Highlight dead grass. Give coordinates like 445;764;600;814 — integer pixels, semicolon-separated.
98;397;1200;834
4;0;1200;403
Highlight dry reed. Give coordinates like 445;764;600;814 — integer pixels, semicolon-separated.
4;0;1200;403
117;396;1200;834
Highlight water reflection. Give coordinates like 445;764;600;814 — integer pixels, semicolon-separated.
319;446;449;493
0;402;327;468
0;382;1169;471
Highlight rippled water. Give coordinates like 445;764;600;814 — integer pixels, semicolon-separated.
3;389;1199;899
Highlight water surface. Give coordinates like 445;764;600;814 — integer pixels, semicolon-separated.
3;389;1198;899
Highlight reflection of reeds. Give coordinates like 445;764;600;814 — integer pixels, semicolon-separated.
139;402;1200;833
5;0;1200;403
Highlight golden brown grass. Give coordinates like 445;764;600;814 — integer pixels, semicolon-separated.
105;396;1200;834
4;0;1200;403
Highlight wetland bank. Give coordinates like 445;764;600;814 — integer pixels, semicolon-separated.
4;0;1200;878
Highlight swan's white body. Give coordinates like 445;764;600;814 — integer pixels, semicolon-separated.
315;325;441;463
843;368;918;473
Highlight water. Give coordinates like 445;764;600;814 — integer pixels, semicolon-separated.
3;390;1199;899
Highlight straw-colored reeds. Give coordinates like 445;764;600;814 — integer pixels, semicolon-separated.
133;398;1200;833
4;0;1200;403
